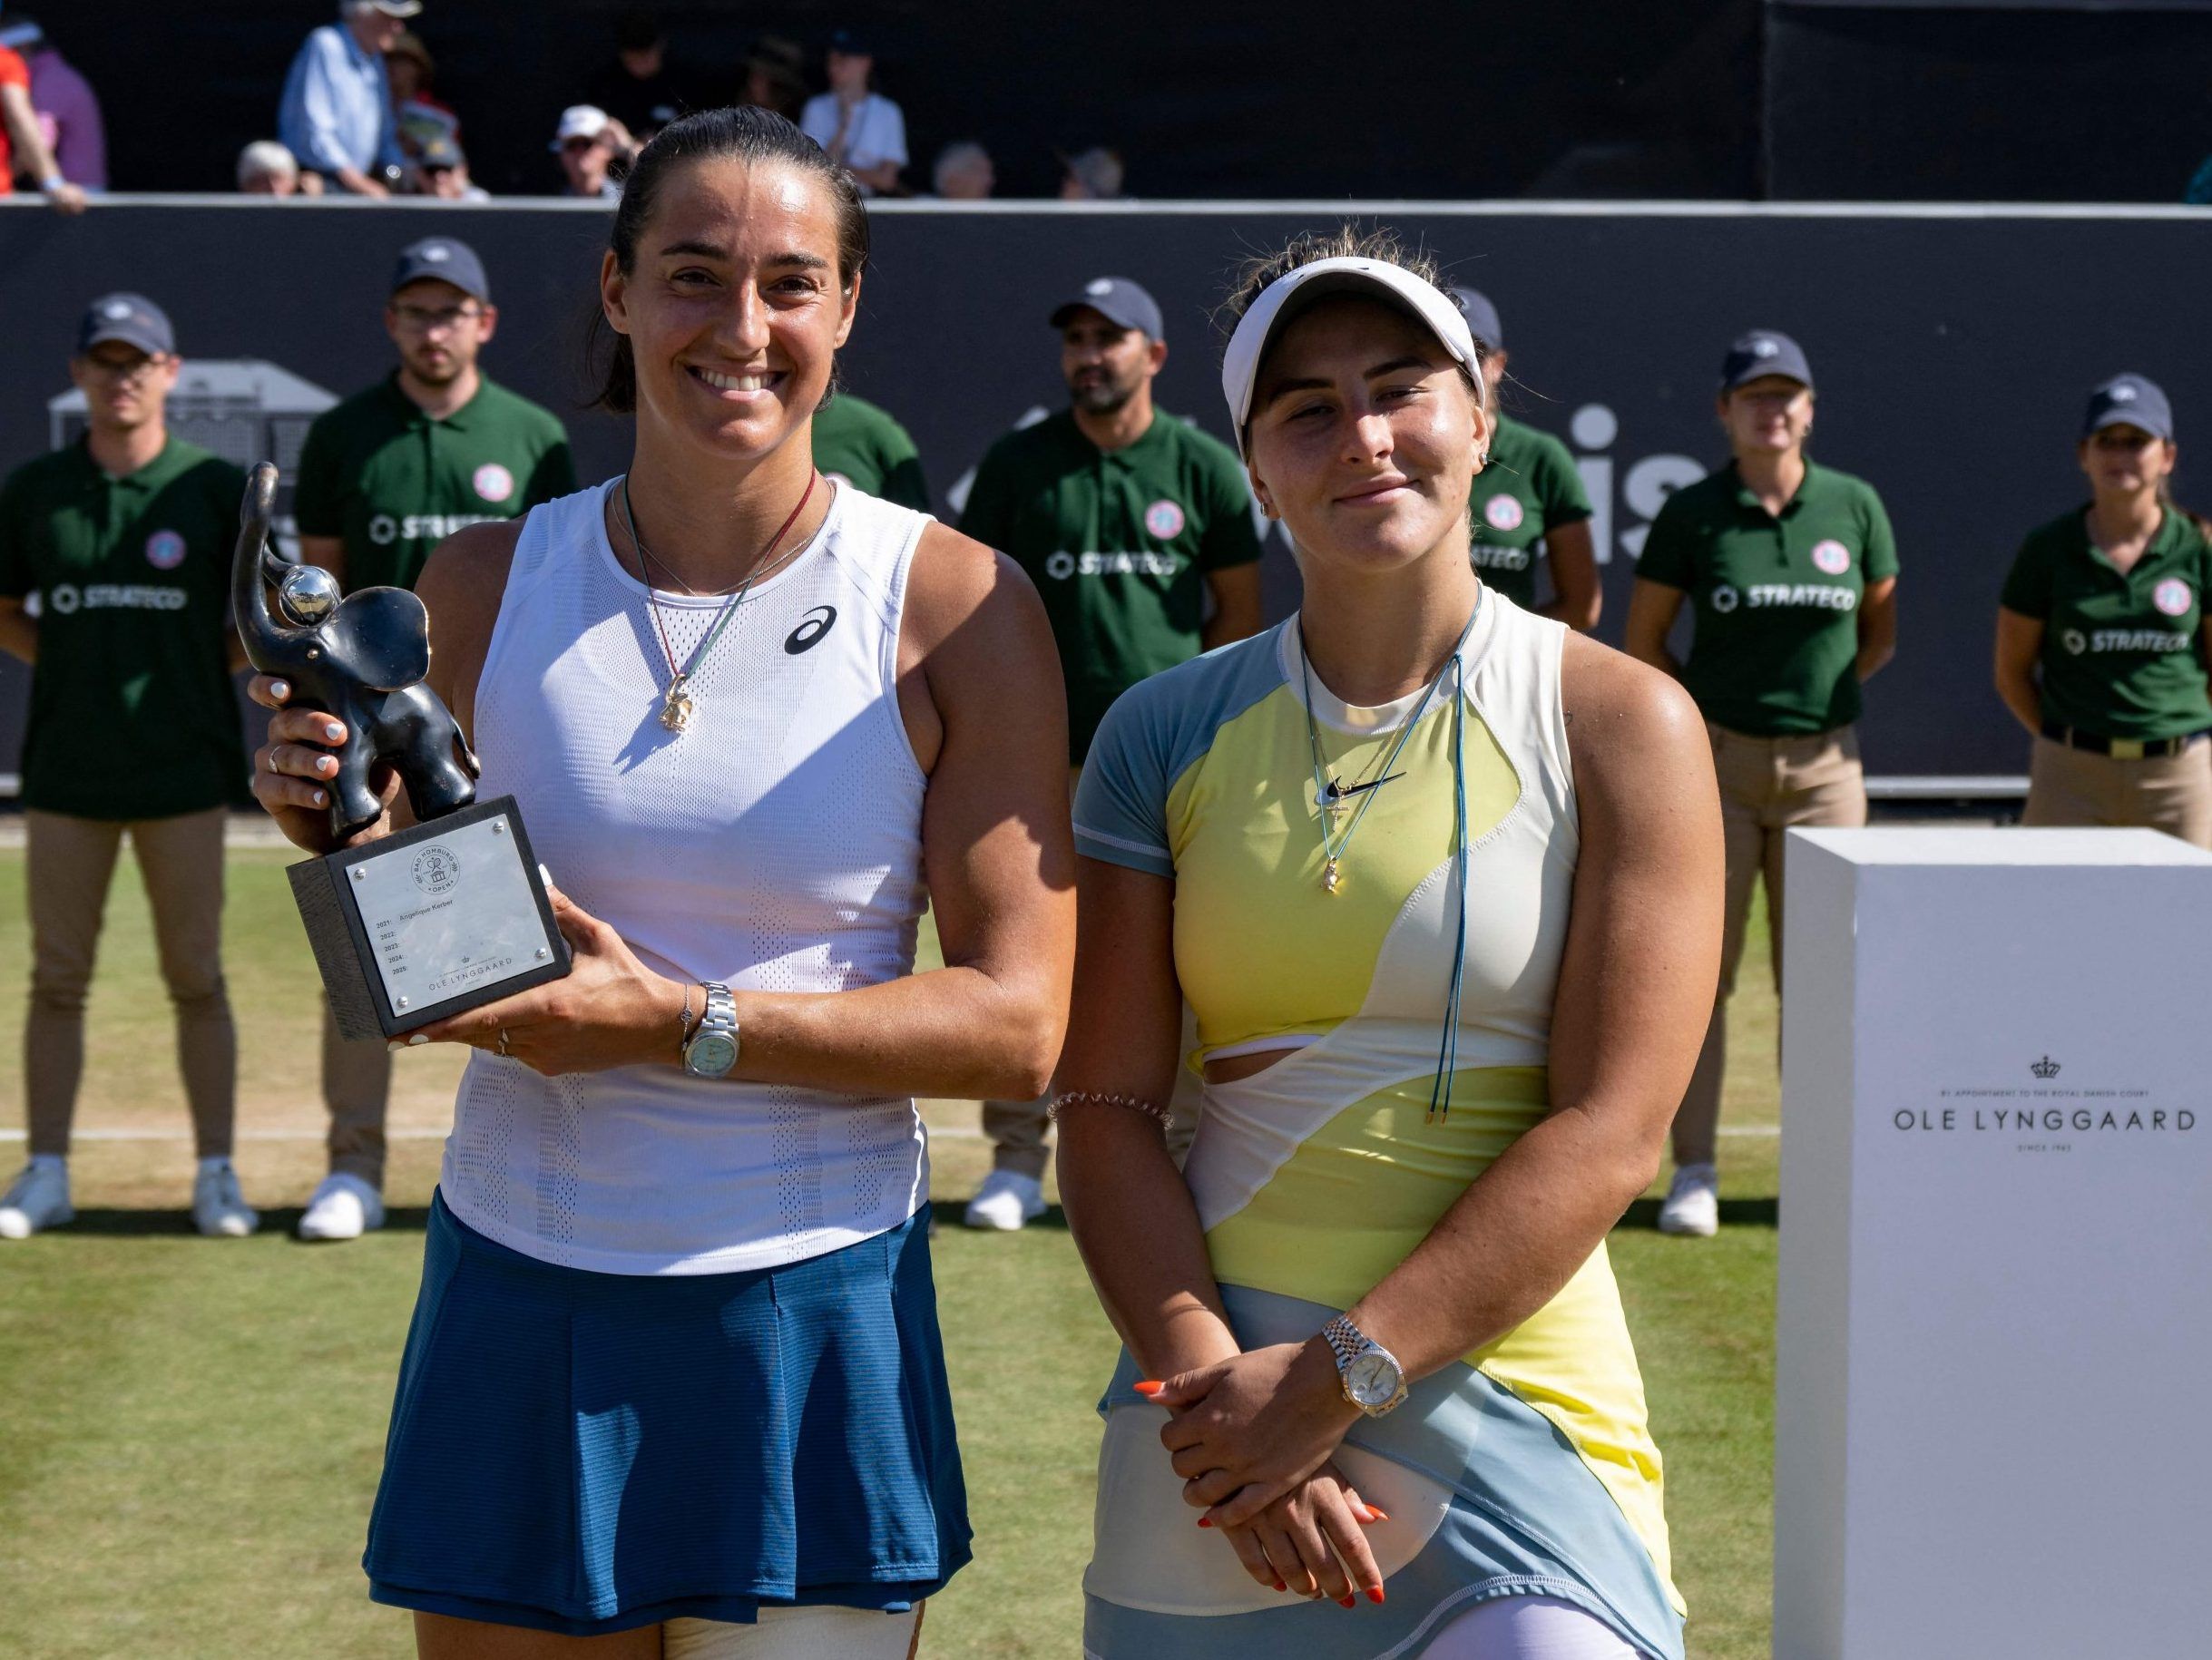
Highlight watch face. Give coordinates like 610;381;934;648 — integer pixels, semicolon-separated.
1346;1352;1401;1408
687;1032;739;1077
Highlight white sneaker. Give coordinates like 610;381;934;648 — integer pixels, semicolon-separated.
191;1161;259;1238
0;1161;73;1239
297;1172;385;1242
1657;1163;1720;1237
963;1169;1045;1231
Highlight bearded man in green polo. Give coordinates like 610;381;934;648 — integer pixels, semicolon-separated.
290;235;575;1242
957;274;1264;1231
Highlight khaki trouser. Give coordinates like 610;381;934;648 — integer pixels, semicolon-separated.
321;1007;392;1188
2021;735;2212;848
24;806;235;1159
1673;724;1867;1169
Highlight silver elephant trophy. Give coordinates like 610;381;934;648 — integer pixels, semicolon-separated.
234;462;571;1040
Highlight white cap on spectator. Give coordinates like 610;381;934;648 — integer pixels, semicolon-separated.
238;141;299;189
552;105;612;151
347;2;426;17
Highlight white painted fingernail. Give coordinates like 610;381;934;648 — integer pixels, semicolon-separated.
538;863;553;888
386;1040;404;1052
407;1034;429;1046
312;789;327;806
324;722;343;742
270;680;289;699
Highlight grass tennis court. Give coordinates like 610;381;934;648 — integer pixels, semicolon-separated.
0;837;1781;1659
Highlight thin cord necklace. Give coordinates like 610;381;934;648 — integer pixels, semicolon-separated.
1297;601;1479;895
620;469;817;731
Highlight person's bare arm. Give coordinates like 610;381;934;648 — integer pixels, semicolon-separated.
329;165;387;197
1201;561;1264;651
1623;577;1688;679
299;534;345;587
0;83;84;212
1057;860;1238;1377
1536;520;1601;631
1855;576;1898;682
1156;638;1725;1528
1993;607;2046;737
0;595;35;663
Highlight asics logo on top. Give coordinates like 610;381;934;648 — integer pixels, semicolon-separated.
784;605;837;655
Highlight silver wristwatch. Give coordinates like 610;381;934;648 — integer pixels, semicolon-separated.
681;981;739;1079
1322;1313;1408;1417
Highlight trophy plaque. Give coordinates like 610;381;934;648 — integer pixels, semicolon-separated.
233;462;572;1040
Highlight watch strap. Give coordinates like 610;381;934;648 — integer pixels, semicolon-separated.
682;981;739;1076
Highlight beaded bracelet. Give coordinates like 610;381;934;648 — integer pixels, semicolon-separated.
1048;1090;1171;1133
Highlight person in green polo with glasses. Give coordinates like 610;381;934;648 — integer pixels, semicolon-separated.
0;294;258;1240
290;235;576;1245
1626;328;1900;1238
813;388;929;511
1449;287;1600;630
1995;374;2212;845
957;274;1264;1232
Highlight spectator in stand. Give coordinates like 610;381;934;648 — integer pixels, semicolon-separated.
1060;145;1125;201
279;0;415;197
957;275;1265;1229
0;33;83;210
238;139;320;195
385;29;458;161
0;294;255;1241
551;103;633;200
932;140;994;200
0;17;104;190
814;391;929;511
586;7;689;143
739;34;807;122
416;133;486;200
800;28;905;196
289;236;576;1241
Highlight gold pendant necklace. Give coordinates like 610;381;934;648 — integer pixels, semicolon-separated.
660;673;694;731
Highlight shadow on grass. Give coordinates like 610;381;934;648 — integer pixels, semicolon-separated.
50;1206;435;1237
927;1196;1070;1233
1616;1196;1778;1231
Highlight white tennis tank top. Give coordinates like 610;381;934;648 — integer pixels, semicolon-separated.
438;478;933;1275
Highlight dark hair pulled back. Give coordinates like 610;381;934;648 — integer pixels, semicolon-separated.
586;105;871;414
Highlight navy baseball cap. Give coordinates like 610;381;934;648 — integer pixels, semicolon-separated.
1719;329;1813;394
1448;288;1503;354
77;293;174;357
390;236;490;304
1050;276;1164;341
2083;374;2173;442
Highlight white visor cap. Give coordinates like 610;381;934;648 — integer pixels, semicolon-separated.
1220;256;1481;461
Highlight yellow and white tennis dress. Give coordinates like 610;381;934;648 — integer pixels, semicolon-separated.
1072;591;1686;1660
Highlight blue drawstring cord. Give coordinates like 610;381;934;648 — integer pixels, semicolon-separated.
1428;652;1470;1124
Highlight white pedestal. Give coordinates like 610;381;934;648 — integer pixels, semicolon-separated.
1775;828;2212;1660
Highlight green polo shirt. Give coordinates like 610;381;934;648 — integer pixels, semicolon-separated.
293;374;576;593
0;436;246;819
1638;458;1899;737
813;392;929;512
2001;506;2212;740
1469;415;1593;610
960;407;1262;760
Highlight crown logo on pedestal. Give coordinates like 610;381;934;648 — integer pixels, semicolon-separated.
2031;1056;2061;1079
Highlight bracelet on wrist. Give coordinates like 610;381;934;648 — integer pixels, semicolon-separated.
1048;1090;1170;1136
676;981;698;1059
40;175;65;193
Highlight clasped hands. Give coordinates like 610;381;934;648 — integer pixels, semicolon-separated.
249;674;689;1075
1136;1337;1388;1607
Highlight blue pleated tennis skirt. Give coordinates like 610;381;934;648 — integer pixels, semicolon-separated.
363;1191;971;1636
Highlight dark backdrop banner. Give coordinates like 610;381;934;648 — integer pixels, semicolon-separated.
6;198;2212;786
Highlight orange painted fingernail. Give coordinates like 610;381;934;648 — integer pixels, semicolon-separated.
1366;1506;1389;1522
1273;1581;1287;1593
1368;1587;1386;1605
1196;1516;1212;1528
1132;1380;1164;1397
1338;1595;1357;1608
